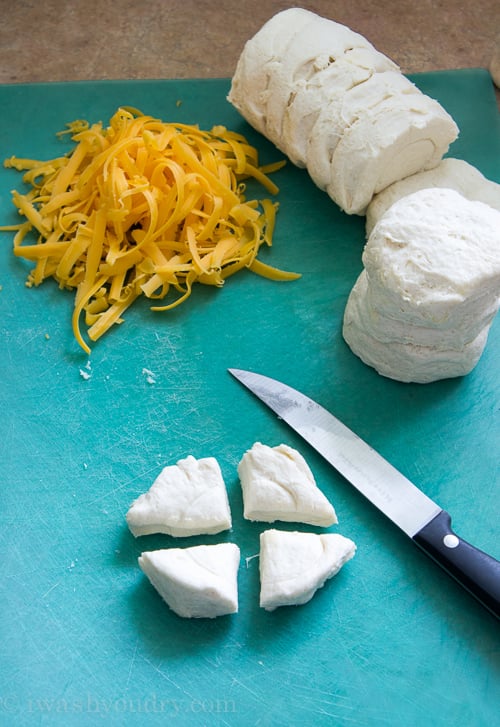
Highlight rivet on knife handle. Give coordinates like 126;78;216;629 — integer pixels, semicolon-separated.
229;368;500;619
413;510;500;618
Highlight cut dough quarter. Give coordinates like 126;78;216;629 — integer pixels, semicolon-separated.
259;529;356;610
238;442;337;526
126;455;231;537
139;543;240;619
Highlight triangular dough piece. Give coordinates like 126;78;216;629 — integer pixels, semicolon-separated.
139;543;240;618
238;443;337;526
126;455;231;537
259;529;356;610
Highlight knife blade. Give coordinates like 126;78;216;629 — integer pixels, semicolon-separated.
228;368;500;619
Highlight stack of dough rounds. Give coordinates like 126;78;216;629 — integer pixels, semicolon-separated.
228;8;459;214
343;188;500;383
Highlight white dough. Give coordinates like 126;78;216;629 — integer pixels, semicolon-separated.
238;442;337;526
307;70;419;190
362;189;500;320
259;529;356;610
228;8;313;136
366;158;500;235
126;455;231;537
343;188;500;383
326;91;458;214
139;543;240;618
264;14;395;151
343;309;489;383
228;8;458;215
345;270;498;350
284;50;394;167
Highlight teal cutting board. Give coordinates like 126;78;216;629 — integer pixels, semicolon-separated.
0;70;499;726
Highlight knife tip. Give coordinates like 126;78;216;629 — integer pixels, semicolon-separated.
228;368;252;385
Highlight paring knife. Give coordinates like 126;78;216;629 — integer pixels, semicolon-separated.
228;368;500;619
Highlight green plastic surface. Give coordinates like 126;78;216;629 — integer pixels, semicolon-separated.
0;70;499;726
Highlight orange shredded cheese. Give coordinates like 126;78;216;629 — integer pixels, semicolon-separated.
1;107;300;354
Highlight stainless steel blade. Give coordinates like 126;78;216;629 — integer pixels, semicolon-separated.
229;368;441;537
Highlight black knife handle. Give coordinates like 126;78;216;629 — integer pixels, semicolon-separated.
413;510;500;619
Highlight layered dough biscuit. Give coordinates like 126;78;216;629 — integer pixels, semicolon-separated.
343;188;500;383
366;158;500;235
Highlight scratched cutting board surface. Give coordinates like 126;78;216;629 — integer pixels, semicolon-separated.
0;70;499;725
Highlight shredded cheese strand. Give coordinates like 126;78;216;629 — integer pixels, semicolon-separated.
1;107;300;353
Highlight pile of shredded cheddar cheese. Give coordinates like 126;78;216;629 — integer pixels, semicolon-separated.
2;107;299;354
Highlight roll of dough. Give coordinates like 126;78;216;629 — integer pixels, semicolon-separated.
228;8;459;215
306;71;416;189
228;8;313;137
282;48;396;166
263;14;397;159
